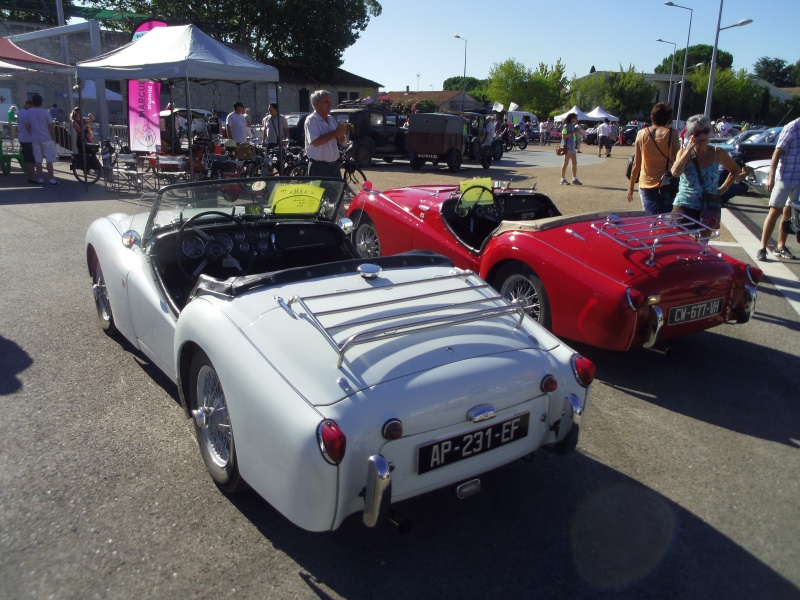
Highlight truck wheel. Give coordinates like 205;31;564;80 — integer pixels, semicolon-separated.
470;138;481;159
355;143;373;168
410;156;425;171
492;142;503;161
447;149;462;173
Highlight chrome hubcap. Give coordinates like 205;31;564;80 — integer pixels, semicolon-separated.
355;224;380;258
195;365;231;468
501;274;542;322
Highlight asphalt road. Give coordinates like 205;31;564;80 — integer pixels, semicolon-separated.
1;159;799;599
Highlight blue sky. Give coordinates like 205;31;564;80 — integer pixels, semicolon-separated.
341;0;798;95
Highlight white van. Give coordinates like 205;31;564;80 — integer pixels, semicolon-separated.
506;111;537;127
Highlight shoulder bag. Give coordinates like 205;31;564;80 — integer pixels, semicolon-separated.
647;127;679;195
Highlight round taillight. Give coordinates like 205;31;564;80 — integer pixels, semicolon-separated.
572;355;596;388
540;374;558;393
382;418;403;440
317;420;347;465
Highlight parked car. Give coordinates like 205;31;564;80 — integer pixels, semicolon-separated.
617;125;639;146
285;112;310;146
730;126;783;164
407;112;491;172
347;181;761;352
85;176;595;532
582;127;598;145
710;128;764;154
331;106;408;167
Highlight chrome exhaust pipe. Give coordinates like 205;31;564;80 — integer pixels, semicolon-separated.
388;508;413;534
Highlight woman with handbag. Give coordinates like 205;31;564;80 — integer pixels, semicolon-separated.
559;113;582;185
626;103;681;214
670;113;747;233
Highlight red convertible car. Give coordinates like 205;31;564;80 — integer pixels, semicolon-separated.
347;180;761;351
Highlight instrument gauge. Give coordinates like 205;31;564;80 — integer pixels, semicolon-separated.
211;233;233;253
182;236;205;258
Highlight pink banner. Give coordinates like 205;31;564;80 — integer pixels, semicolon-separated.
128;80;160;152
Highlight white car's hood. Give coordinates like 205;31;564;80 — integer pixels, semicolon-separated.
211;264;559;407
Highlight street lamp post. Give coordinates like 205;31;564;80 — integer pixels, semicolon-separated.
454;34;467;111
664;2;693;128
656;38;677;105
704;1;753;117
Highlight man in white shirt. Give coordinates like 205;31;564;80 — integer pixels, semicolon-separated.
225;102;248;143
717;116;733;137
596;118;612;157
304;90;346;177
16;99;37;183
26;94;59;185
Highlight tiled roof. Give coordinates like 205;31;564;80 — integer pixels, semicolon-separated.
277;65;381;88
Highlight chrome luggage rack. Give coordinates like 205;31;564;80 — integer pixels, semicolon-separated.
274;269;526;368
591;213;720;266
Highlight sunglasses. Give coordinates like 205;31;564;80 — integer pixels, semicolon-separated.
693;128;711;135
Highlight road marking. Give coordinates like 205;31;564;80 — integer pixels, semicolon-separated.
722;208;800;318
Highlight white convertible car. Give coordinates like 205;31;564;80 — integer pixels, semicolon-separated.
86;176;595;532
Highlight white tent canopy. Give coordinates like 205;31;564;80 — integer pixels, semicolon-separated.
81;79;123;101
554;105;592;121
0;59;33;72
585;106;619;122
76;24;279;84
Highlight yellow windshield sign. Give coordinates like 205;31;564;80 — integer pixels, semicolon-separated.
271;184;324;214
460;177;492;194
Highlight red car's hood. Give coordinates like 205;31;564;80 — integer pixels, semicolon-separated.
372;184;457;214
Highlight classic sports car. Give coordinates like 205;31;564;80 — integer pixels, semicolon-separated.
86;177;595;532
347;180;762;352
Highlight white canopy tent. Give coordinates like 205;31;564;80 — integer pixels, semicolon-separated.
75;24;279;169
81;79;123;101
76;24;279;84
554;105;592;121
585;106;619;122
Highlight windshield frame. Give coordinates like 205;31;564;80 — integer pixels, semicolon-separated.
144;176;347;242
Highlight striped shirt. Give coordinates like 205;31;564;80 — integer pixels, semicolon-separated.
776;117;800;185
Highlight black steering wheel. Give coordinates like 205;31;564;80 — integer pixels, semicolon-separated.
458;185;500;220
176;211;254;281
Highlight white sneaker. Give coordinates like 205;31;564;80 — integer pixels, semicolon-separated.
560;178;570;185
572;178;583;185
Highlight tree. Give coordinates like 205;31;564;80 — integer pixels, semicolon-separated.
569;73;607;111
82;0;382;81
753;57;793;87
604;64;657;121
654;44;732;74
487;59;533;109
1;0;78;25
684;66;762;122
442;76;483;92
528;60;567;117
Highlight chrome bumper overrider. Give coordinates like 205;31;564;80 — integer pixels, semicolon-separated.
363;454;392;528
642;305;664;349
740;284;757;323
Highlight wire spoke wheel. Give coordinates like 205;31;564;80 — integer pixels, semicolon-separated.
196;365;232;468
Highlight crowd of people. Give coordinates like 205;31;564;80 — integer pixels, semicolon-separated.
625;102;798;260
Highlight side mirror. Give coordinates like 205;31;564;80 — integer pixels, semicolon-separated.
121;230;141;248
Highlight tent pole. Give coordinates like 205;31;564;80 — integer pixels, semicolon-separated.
275;82;283;176
185;75;193;180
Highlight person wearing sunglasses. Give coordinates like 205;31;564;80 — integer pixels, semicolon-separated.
670;114;747;232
